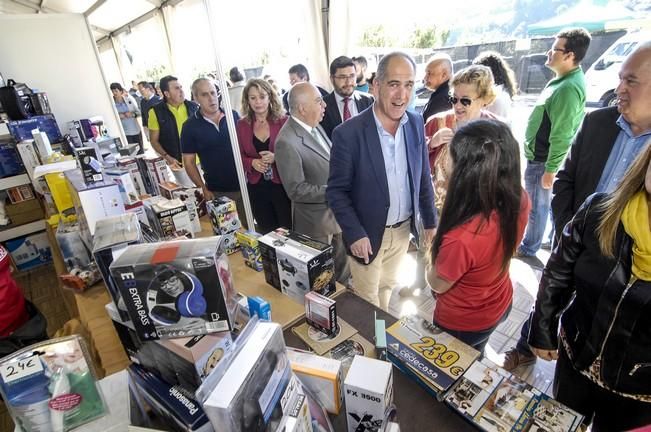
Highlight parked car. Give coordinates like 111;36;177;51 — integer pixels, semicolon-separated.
585;30;651;107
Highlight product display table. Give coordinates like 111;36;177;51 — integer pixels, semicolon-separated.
283;291;475;432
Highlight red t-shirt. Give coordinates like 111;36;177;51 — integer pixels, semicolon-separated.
0;245;29;337
433;192;530;331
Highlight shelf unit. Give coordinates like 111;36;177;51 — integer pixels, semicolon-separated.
0;219;46;242
0;173;30;190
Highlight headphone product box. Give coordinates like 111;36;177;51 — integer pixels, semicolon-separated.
220;231;239;255
343;355;393;432
286;348;343;414
143;196;193;240
258;228;336;304
109;237;237;341
172;188;202;234
206;196;241;235
235;230;263;271
116;156;147;198
202;322;308;432
93;213;144;322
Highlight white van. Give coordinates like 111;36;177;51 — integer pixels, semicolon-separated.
585;30;651;107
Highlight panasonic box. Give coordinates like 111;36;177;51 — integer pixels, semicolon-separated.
258;228;335;304
109;237;237;341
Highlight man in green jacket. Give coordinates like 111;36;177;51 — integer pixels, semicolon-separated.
517;28;591;258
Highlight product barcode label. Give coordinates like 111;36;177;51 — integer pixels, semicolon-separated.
205;321;228;332
0;355;43;384
93;174;102;181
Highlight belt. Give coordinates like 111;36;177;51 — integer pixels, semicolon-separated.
385;218;409;229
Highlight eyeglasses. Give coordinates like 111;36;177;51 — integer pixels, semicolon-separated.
334;74;356;82
448;96;476;107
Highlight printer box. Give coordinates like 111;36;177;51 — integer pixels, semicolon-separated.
64;168;125;249
343;355;393;432
206;196;241;235
143;197;193;240
287;348;343;414
385;316;480;395
93;213;144;322
4;231;52;271
235;231;263;271
258;228;335;304
109;237;237;341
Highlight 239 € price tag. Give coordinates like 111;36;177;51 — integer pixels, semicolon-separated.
0;355;43;384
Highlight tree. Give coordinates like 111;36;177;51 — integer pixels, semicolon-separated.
409;27;438;49
359;25;395;48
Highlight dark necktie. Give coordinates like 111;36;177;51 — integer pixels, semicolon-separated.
343;97;351;121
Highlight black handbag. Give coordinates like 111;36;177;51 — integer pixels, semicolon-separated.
0;79;34;121
0;300;48;358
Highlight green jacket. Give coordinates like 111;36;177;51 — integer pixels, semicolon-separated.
524;67;586;173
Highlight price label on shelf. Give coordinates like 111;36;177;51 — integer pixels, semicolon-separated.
0;355;43;384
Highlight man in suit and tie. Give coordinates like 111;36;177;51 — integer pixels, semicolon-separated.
320;56;374;139
275;82;350;284
327;52;437;310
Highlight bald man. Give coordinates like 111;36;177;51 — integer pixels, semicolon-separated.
275;83;350;284
421;54;454;123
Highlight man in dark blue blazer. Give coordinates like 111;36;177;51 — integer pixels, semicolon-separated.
327;52;437;310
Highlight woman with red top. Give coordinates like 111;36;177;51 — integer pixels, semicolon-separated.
425;65;497;211
0;245;28;338
426;120;530;352
236;79;292;233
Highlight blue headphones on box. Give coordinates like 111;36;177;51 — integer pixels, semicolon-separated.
146;265;207;325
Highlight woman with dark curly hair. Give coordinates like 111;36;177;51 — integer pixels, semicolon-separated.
426;120;530;352
473;51;517;121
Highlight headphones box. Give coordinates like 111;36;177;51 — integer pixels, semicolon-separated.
143;196;194;240
235;230;263;271
206;196;241;235
109;237;237;341
258;228;336;304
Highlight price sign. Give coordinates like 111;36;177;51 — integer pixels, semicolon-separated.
0;355;43;384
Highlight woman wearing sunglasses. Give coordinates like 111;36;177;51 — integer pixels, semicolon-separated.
425;65;497;211
426;120;530;351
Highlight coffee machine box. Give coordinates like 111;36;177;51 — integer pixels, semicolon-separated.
109;237;237;341
258;228;335;304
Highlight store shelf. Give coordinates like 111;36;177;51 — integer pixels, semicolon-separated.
0;219;46;242
0;173;30;190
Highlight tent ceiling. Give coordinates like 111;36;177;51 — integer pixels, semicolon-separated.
0;0;178;40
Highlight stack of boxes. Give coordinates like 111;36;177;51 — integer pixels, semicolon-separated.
206;197;242;255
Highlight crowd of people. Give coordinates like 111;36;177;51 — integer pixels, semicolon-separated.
106;31;651;430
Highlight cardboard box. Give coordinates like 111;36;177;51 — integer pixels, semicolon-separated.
125;200;149;226
93;213;144;322
55;220;93;273
304;291;337;336
6;184;34;204
15;140;41;182
4;230;52;271
159;181;182;200
144;156;171;196
5;198;43;226
172;188;202;234
202;322;300;432
259;228;336;304
116;156;147;198
65;169;125;249
7;114;62;142
235;230;263;271
287;348;343;414
75;146;103;184
0;141;25;178
143;197;193;240
109;237;237;341
220;231;239;255
31;129;52;158
206;197;241;235
385;316;480;395
344;355;393;432
104;168;140;205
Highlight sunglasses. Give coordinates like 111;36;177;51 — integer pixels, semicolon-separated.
449;96;476;107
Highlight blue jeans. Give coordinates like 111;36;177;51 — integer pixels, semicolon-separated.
519;161;552;256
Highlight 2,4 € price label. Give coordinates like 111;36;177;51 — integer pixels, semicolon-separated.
0;355;43;384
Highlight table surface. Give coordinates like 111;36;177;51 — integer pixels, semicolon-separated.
284;291;476;432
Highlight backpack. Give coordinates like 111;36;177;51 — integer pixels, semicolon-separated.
0;79;34;120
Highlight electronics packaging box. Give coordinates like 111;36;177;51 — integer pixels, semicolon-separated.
93;213;144;322
0;141;25;178
206;196;241;235
235;230;263;271
444;357;584;432
259;228;336;304
172;189;202;234
116;156;147;198
220;231;239;255
159;181;182;200
202;322;308;432
144;156;171;196
56;220;93;274
7;184;35;204
286;348;343;414
7;114;62;142
5;231;52;271
343;355;393;432
127;364;212;432
105;168;140;205
304;291;337;336
16;140;41;182
75;146;103;184
385;315;480;396
143;196;193;240
64;169;126;249
109;237;237;341
31;129;52;158
107;303;232;392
